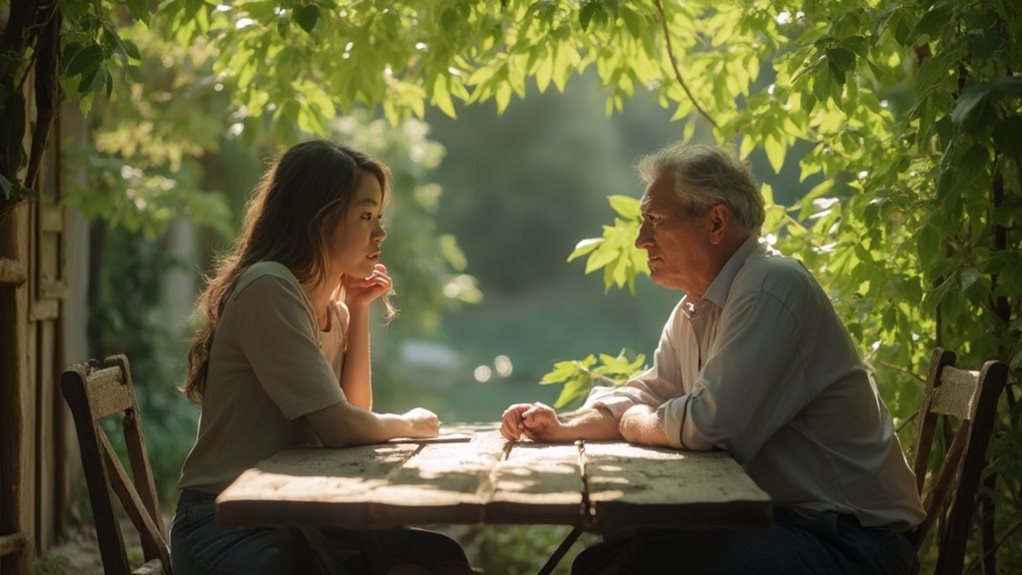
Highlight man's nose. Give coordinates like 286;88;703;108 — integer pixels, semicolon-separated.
635;222;652;249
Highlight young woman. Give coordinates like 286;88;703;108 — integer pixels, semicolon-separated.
170;140;471;575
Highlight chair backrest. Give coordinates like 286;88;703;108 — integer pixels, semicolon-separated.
909;347;1007;575
61;354;171;575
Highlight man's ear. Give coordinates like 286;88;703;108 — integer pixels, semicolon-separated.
707;203;731;244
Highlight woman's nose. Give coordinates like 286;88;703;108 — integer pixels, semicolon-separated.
373;221;387;243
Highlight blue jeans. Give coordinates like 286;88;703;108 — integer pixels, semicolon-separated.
572;508;920;575
171;489;468;575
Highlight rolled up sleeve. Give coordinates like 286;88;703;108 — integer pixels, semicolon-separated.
588;305;686;419
674;290;812;462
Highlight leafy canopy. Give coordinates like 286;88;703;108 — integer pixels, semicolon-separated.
32;0;1022;569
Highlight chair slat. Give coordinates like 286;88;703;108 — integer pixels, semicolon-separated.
83;365;135;419
62;354;171;575
99;432;171;567
132;559;164;575
915;421;969;545
124;410;167;537
930;366;980;419
910;348;1008;575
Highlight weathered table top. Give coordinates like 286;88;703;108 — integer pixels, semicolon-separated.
216;424;772;533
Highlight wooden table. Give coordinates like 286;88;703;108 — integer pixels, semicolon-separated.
217;424;772;573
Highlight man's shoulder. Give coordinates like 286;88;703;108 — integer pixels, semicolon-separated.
731;250;819;302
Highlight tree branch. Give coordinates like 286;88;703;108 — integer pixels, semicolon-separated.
652;0;718;129
963;520;1022;575
24;2;60;191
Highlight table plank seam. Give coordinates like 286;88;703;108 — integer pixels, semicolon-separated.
577;440;594;529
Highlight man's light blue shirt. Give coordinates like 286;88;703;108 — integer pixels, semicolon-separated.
587;236;925;530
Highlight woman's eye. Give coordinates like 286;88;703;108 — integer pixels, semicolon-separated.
360;212;373;221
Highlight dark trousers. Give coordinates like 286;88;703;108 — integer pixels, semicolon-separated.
171;489;468;575
572;509;919;575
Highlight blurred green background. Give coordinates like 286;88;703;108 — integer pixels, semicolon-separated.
78;72;813;574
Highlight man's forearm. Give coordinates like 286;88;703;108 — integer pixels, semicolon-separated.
558;406;622;441
618;404;670;447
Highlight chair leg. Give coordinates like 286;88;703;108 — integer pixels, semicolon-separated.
355;532;389;575
281;528;351;575
537;526;583;575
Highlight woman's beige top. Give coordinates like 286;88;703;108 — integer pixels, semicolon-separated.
178;261;347;494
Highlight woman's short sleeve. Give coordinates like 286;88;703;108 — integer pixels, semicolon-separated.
230;274;345;420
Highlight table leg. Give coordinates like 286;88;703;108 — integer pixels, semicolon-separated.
299;527;351;575
356;532;389;575
537;526;584;575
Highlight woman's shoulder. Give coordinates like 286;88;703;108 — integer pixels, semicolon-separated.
231;261;303;301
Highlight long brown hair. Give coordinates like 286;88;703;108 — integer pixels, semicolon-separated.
182;140;389;404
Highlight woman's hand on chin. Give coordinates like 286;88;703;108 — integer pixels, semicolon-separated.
342;264;392;310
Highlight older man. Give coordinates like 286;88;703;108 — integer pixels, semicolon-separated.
501;144;924;574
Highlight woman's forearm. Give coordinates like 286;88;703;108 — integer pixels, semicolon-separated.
305;403;412;447
340;304;372;410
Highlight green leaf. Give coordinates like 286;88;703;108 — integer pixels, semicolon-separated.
579;1;600;31
959;267;981;292
0;172;15;200
1011;348;1022;371
908;2;952;44
951;83;993;128
441;8;459;31
295;5;320;33
914;47;960;97
955;84;994;114
800;90;816;114
433;75;457;118
608;194;640;218
531;58;550;93
127;0;150;24
65;44;103;78
995;76;1022;97
764;138;786;174
621;7;642;38
825;47;856;73
993;116;1022;156
568;238;603;262
960;144;989;179
584;243;619;273
122;40;141;62
917;224;939;267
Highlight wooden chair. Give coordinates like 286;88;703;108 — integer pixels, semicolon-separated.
909;347;1008;575
61;355;171;575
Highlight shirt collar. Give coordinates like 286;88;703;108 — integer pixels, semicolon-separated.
701;235;764;307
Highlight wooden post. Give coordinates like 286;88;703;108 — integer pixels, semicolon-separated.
1;203;33;575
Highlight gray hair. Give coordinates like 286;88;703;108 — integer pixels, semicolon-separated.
637;143;765;233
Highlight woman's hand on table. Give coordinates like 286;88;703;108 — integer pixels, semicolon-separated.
402;407;440;438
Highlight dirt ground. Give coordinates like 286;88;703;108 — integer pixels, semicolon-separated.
38;514;170;575
39;517;584;574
